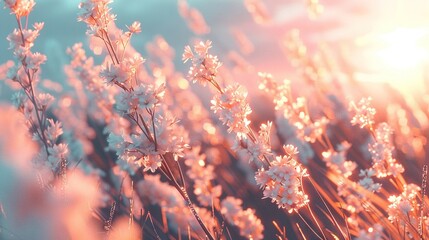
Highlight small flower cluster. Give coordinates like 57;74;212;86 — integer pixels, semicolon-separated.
5;1;68;174
78;0;116;36
183;42;310;214
221;196;264;239
211;83;252;138
322;142;357;178
358;169;381;192
6;21;45;80
182;40;222;87
281;30;307;66
368;122;404;178
65;43;118;123
336;180;364;214
178;0;210;35
3;1;429;239
233;122;272;164
387;184;420;226
4;0;35;17
138;174;214;236
243;0;271;25
100;56;145;87
114;83;165;114
107;112;188;173
258;72;324;162
255;145;309;212
184;147;222;207
257;72;289;110
349;97;376;129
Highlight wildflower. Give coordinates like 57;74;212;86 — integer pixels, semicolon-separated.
4;0;35;17
358;169;381;192
78;0;115;27
178;0;210;35
349;97;376;128
100;63;130;85
258;72;278;96
33;22;44;31
45;119;63;144
244;0;271;25
185;147;222;206
233;123;272;164
322;142;356;178
7;27;41;53
107;132;129;159
211;83;251;137
298;117;329;143
47;143;69;168
387;184;420;224
255;152;309;212
114;83;165;114
276;116;315;163
140;154;162;173
137;175;214;235
233;138;266;166
221;197;264;240
127;21;141;34
193;180;222;206
182;40;222;86
336;180;365;213
37;93;54;109
25;52;47;70
369;122;404;178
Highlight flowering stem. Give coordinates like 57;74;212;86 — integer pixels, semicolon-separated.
160;158;214;239
16;16;50;158
419;164;428;238
120;34;132;61
103;29;120;65
172;183;215;240
209;78;224;94
139;113;155;143
149;109;158;152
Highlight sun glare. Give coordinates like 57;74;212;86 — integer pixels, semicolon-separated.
374;28;428;69
355;28;429;93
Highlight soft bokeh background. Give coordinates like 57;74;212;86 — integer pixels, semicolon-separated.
1;0;429;99
1;1;429;239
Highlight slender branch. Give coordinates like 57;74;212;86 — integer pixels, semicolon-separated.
16;16;50;157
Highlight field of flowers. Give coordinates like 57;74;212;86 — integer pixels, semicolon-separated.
0;0;429;239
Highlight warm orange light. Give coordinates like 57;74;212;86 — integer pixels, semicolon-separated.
203;122;216;135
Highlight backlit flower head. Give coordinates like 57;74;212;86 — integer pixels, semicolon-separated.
182;40;222;86
255;152;309;212
127;21;141;34
211;83;251;137
4;0;35;17
221;197;264;239
349;97;376;128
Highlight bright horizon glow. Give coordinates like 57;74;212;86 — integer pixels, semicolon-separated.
373;28;428;70
354;28;429;96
